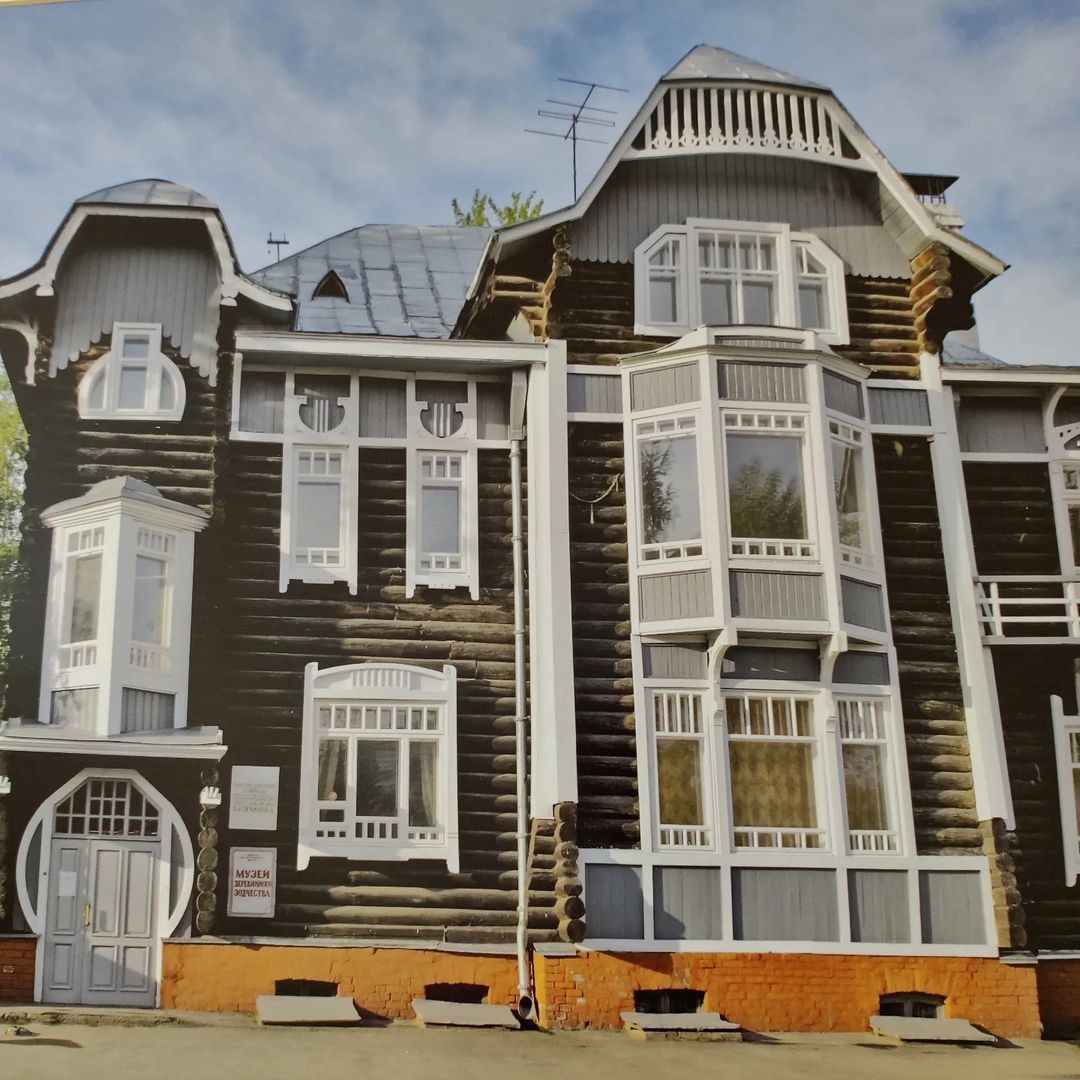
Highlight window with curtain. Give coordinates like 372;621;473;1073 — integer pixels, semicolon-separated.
724;692;823;849
837;696;897;852
652;689;710;849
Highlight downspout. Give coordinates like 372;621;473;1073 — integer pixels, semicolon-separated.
508;369;533;1018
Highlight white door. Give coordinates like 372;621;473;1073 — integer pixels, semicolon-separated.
42;778;162;1007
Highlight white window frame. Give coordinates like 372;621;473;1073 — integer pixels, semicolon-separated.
1051;693;1080;887
38;484;206;737
634;220;848;345
280;444;357;591
298;661;459;872
78;323;186;422
828;418;875;571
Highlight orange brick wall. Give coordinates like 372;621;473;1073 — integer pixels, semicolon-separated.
0;936;36;1004
1036;959;1080;1036
534;951;1042;1038
161;942;521;1016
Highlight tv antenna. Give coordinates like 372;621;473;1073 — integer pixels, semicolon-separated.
526;77;628;199
266;233;290;261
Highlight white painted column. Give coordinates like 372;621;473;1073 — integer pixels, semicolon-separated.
922;352;1015;827
526;341;579;816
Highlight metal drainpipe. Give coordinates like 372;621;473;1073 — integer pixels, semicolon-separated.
510;434;533;1018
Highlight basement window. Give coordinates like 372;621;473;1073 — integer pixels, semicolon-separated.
276;979;338;997
633;989;705;1014
424;983;489;1004
79;323;186;421
878;992;945;1019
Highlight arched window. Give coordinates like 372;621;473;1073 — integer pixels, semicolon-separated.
79;323;186;421
312;270;349;301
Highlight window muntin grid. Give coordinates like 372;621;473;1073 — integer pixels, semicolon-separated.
724;692;823;850
696;229;779;326
837;696;897;853
53;778;160;839
652;689;710;849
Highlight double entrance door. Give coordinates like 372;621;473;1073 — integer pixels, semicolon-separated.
42;778;162;1006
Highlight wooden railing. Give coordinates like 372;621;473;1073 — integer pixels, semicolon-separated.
975;576;1080;643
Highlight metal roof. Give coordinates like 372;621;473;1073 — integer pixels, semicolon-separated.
941;334;1010;368
251;224;492;338
662;44;826;90
75;179;217;209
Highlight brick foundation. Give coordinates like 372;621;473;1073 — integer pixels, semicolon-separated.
0;936;36;1004
162;940;1043;1038
1036;958;1080;1037
534;950;1042;1038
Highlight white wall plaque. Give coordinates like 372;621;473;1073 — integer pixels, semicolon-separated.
229;765;280;830
227;847;277;919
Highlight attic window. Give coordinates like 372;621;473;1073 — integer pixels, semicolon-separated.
79;323;186;422
312;271;349;301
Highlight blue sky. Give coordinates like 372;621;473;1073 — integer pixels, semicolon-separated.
1;0;1078;362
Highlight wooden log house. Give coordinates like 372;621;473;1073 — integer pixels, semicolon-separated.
0;46;1077;1036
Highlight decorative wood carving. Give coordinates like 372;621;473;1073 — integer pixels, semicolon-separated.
195;763;220;935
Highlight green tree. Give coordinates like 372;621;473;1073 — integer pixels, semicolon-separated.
0;376;25;709
639;442;675;544
728;457;805;540
451;190;544;227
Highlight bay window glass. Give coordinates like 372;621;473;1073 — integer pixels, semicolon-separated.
132;555;168;645
646;236;684;326
652;689;709;848
830;421;869;566
726;432;808;544
636;418;702;560
725;693;822;849
838;697;897;852
794;241;832;331
66;552;102;646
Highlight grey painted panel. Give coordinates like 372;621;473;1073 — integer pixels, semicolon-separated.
238;371;285;433
571;156;912;279
823;370;864;419
477;383;510;440
631;363;700;411
53;242;220;380
640;570;714;622
358;378;407;438
733;868;839;942
841;577;886;631
833;651;890;685
722;645;820;681
568;372;623;415
654;867;725;940
642;643;708;679
849;870;910;944
729;571;825;621
919;871;986;945
121;688;175;733
868;386;931;427
957;396;1046;453
585;865;645;939
714;335;805;350
718;361;805;404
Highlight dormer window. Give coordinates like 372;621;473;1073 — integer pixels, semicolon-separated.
79;323;186;421
312;270;349;301
634;221;848;344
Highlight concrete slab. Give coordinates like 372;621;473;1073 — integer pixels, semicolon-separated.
620;1011;742;1042
255;996;360;1026
411;999;519;1029
869;1015;997;1044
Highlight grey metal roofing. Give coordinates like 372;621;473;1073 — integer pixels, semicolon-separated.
662;44;826;90
75;179;217;209
250;224;492;338
942;334;1010;368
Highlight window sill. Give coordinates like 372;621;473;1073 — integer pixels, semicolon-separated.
297;839;457;872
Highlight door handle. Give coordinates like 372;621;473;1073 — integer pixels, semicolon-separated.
84;903;91;928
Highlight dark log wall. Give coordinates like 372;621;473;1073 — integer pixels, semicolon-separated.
873;436;982;855
217;441;559;943
994;647;1080;950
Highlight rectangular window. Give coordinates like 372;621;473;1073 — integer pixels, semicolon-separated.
725;692;823;849
697;230;779;327
66;553;102;644
118;363;149;410
838;697;897;853
647;236;684;326
636;417;703;561
652;690;710;849
724;413;814;559
132;556;169;645
417;452;465;575
1063;467;1080;568
293;449;345;569
830;420;870;568
794;241;832;331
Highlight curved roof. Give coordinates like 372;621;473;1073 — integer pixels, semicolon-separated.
75;179;216;210
662;44;826;90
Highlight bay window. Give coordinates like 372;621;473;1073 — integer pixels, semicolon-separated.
636;416;703;561
635;221;848;343
299;661;459;871
829;420;871;568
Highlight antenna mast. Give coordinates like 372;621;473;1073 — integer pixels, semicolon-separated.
266;233;290;261
526;77;628;199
